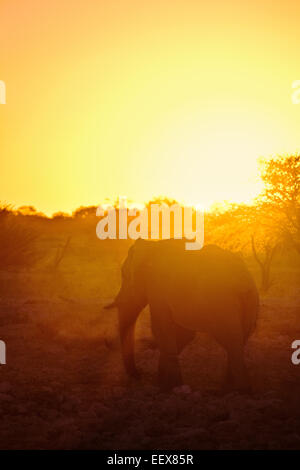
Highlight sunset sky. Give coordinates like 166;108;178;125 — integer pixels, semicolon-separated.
0;0;300;215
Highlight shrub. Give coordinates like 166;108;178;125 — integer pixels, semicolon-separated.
0;204;39;269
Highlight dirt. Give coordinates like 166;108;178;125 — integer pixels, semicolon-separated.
0;288;300;450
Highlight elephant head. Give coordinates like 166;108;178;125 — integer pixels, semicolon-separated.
105;239;152;378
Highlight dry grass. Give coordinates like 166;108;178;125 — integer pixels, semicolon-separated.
0;211;299;449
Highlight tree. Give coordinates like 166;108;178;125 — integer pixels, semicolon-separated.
72;206;98;219
250;226;280;293
205;203;280;292
258;154;300;253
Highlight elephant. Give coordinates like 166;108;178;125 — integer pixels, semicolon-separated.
106;239;259;391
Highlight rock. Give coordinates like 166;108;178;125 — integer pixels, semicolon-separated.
78;409;98;420
173;385;192;395
39;408;60;421
142;385;158;396
263;390;280;400
263;399;288;420
141;436;152;447
0;393;13;402
175;427;210;442
156;397;178;417
41;386;53;393
112;386;126;399
58;429;82;449
205;401;230;423
0;382;12;394
211;419;239;442
144;419;168;437
48;344;66;355
89;402;110;417
61;401;74;412
284;434;300;449
191;391;202;402
238;439;254;450
15;404;28;414
218;442;234;450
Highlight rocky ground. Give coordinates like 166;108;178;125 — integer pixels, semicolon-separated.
0;292;300;449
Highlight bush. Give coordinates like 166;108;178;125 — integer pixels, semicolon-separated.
0;204;39;269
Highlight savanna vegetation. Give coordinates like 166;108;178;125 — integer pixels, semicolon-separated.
0;154;299;449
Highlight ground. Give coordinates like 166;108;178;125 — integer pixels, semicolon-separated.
0;229;299;449
0;289;300;449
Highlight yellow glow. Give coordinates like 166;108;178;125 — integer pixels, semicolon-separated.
0;0;300;215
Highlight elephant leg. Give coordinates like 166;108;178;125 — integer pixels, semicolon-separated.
150;304;183;390
216;314;251;393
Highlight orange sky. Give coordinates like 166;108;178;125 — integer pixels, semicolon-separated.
0;0;300;215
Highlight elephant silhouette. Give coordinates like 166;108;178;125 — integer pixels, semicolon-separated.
106;239;259;391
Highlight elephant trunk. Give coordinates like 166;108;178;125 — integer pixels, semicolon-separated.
118;307;140;378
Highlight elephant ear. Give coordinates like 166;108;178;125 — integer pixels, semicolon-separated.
104;239;154;310
126;239;154;287
104;286;127;309
104;299;118;309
